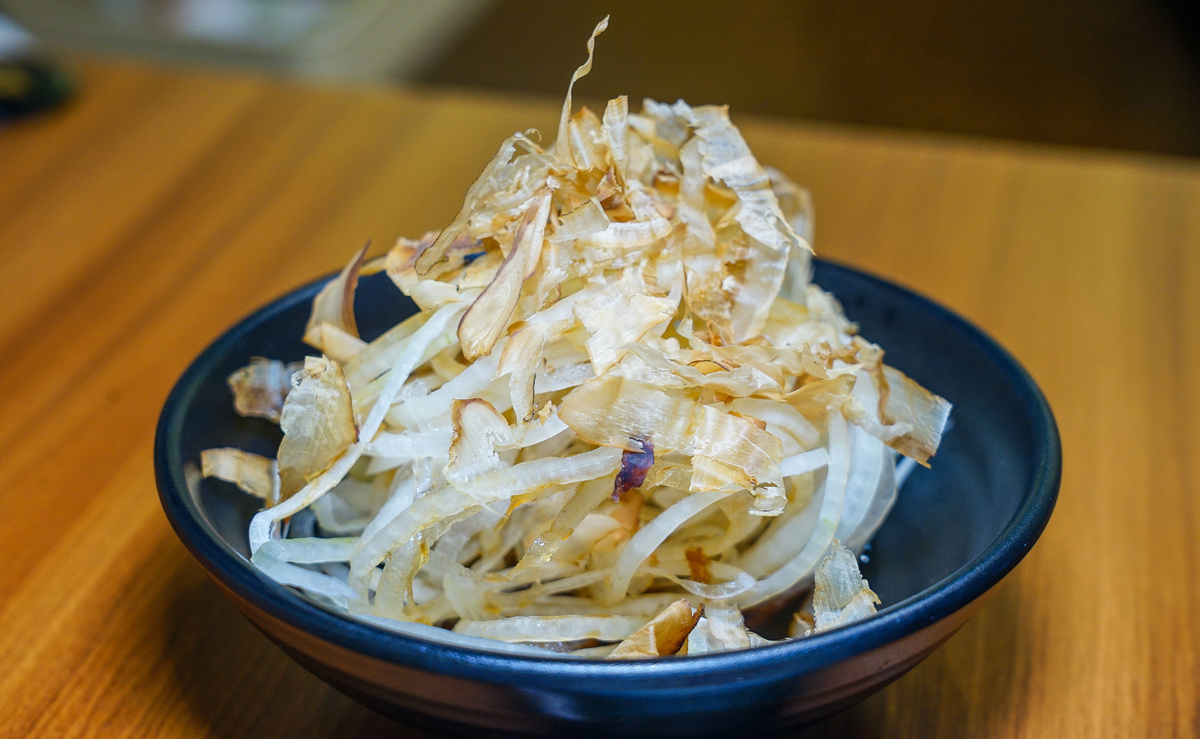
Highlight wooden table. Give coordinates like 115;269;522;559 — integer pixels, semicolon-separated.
1;59;1196;738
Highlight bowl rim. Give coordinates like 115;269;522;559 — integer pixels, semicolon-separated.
155;257;1061;686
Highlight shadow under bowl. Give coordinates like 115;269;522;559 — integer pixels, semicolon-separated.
155;259;1060;737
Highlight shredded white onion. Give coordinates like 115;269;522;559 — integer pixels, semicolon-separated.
609;489;728;600
779;448;830;478
739;412;851;608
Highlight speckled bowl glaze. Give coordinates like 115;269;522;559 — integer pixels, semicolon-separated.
155;259;1060;737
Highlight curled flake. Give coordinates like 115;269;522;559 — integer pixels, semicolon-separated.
602;95;630;179
607;600;702;659
497;324;545;424
458;191;552;360
415;136;520;277
879;366;951;464
573;271;677;374
766;166;815;303
575;217;672;250
227;358;302;422
307;242;367;337
305;243;374;361
567;106;608;173
303;324;366;364
683;105;804;257
277;356;358;500
812;540;880;632
840;364;950;465
201;448;279;504
445;398;516;486
554;16;609;168
388;232;490;311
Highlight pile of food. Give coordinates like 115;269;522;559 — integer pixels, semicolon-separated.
199;18;950;659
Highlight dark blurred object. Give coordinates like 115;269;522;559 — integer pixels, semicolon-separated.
1159;0;1200;57
0;59;71;121
0;0;492;82
420;0;1200;157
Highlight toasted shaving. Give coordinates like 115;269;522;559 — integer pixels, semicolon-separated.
608;600;703;659
227;358;302;422
277;356;358;499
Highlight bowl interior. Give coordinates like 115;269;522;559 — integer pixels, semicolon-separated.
162;259;1057;655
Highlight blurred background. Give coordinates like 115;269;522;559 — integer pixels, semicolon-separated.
2;0;1199;156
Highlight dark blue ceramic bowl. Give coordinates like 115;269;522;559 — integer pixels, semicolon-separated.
155;260;1060;737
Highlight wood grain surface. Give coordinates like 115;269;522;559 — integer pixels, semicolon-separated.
0;59;1196;738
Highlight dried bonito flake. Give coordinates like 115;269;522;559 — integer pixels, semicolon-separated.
812;540;880;632
200;16;949;660
227;358;302;422
200;448;278;504
277;356;358;499
608;599;703;659
445;398;516;485
458;191;553;361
